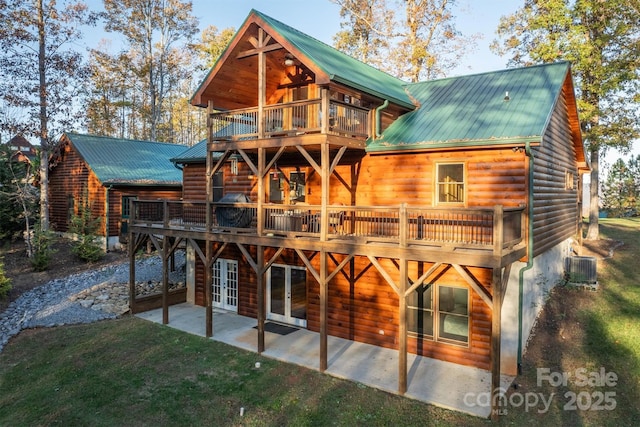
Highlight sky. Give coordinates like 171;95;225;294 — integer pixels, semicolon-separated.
84;0;521;77
79;0;638;164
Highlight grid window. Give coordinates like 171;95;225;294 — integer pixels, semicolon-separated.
436;163;465;204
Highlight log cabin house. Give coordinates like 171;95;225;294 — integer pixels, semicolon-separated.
49;133;186;250
128;10;588;414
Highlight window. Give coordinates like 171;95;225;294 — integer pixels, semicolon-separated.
121;196;135;219
408;284;469;345
289;171;306;203
436;163;465;204
212;170;223;202
437;286;469;344
269;171;285;203
565;171;575;190
67;196;75;223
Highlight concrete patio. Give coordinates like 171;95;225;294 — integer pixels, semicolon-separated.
136;303;514;418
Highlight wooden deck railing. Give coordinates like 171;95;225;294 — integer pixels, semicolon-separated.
209;99;370;140
132;200;525;254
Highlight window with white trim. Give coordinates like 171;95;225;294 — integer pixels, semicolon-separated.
436;163;465;204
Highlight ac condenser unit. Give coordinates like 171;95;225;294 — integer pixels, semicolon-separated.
565;256;598;286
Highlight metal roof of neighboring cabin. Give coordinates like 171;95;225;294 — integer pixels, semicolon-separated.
367;62;572;152
63;133;186;185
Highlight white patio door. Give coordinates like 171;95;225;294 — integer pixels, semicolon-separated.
267;264;307;327
212;259;238;312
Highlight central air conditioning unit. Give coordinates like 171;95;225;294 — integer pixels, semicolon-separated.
564;256;598;290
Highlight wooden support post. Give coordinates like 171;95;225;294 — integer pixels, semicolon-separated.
320;142;329;241
257;246;265;353
491;267;503;421
321;88;330;134
320;250;328;371
128;233;136;314
257;148;264;236
493;205;504;256
162;236;169;325
205;241;213;337
398;258;408;394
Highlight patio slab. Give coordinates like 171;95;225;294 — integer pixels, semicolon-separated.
136;303;513;418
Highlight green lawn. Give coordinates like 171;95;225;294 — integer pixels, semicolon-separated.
0;219;638;426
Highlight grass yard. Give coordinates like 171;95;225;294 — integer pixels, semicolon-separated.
0;219;638;426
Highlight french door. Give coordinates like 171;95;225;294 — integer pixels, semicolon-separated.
212;259;238;312
267;264;307;327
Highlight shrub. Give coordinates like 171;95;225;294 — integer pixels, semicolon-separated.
0;257;12;300
68;197;104;263
30;225;56;271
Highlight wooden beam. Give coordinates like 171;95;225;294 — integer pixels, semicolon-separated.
256;246;265;353
236;41;281;58
162;235;169;325
452;264;493;310
329;145;347;175
320;250;328;371
236;243;258;273
295;248;321;285
326;254;354;283
367;255;400;296
398;258;408;395
129;233;136;314
501;263;512;306
237;148;258;177
296;145;321;175
405;263;444;296
205;240;213;337
491;267;503;421
264;246;285;272
264;146;286;178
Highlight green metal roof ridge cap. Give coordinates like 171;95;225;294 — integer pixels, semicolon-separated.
366;136;543;153
103;180;182;186
403;60;572;90
68;133;188;149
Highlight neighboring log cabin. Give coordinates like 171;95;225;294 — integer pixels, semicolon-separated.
128;9;589;414
49;133;186;250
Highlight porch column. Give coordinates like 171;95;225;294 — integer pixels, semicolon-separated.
162;236;169;324
319;250;328;371
491;267;503;420
398;258;408;394
257;245;265;353
205;240;213;337
320;142;329;241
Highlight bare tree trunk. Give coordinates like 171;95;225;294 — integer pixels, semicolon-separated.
586;147;599;240
37;0;50;231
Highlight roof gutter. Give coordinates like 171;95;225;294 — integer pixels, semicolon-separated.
375;100;390;139
517;140;535;374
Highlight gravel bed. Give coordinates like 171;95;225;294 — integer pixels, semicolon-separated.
0;252;185;353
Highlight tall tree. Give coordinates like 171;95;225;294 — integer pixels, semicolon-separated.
601;156;640;217
195;25;236;70
333;0;392;68
102;0;198;142
492;0;640;240
0;0;96;231
332;0;477;81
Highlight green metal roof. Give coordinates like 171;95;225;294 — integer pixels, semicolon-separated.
367;62;571;152
254;10;414;109
193;10;414;110
171;139;225;164
63;133;186;185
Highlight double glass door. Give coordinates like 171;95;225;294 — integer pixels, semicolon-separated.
267;264;307;327
212;259;238;312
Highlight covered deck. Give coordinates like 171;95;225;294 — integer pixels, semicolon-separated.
136;303;514;418
130;200;526;267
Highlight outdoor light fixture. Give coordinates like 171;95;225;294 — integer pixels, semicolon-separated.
230;153;240;176
284;53;296;67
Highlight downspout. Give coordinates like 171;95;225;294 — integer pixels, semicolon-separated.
375;100;389;139
517;141;535;374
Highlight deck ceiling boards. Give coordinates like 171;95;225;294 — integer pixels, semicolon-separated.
368;62;574;152
62;133;186;185
192;9;415;111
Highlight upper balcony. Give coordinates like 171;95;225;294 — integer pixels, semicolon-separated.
129;200;527;268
